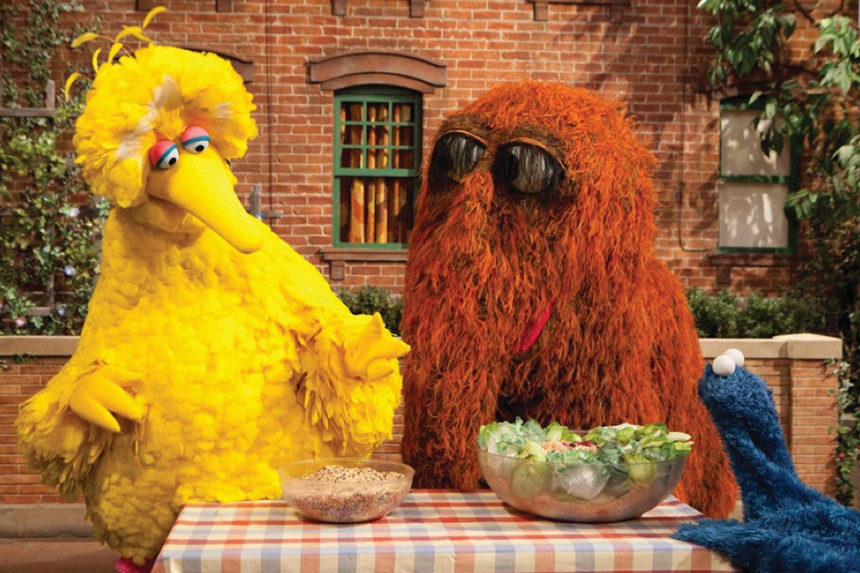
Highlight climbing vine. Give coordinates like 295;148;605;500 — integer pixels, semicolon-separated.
0;0;106;334
698;0;860;504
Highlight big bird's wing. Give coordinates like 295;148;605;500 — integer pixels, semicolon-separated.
16;357;140;498
259;235;409;456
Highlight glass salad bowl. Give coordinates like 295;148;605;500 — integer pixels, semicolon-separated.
477;447;687;522
279;458;414;523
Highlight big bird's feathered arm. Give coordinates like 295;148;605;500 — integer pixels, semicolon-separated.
16;354;142;498
298;311;408;455
263;238;409;456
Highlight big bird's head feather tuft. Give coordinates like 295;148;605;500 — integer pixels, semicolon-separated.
73;44;257;208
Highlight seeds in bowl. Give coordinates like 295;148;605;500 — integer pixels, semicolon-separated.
302;464;402;482
283;463;412;523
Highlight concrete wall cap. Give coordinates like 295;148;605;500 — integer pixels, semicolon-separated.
0;336;79;357
0;334;843;361
0;503;90;537
700;333;842;360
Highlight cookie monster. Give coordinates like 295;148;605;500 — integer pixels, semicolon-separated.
673;353;860;573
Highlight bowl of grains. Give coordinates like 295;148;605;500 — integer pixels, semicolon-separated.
279;458;414;523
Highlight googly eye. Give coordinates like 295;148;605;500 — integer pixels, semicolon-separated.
428;131;487;189
493;141;564;197
149;141;179;170
181;126;210;153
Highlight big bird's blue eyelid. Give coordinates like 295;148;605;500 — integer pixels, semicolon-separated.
182;135;211;153
183;135;210;145
155;144;179;169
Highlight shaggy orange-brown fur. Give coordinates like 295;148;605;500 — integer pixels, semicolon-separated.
401;81;736;518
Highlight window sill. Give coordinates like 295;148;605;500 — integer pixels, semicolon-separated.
527;0;630;22
319;247;409;281
707;252;800;287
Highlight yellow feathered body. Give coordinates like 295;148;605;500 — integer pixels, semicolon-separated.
16;45;405;565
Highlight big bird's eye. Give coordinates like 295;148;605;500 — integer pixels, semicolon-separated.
181;126;210;153
149;141;179;170
429;131;486;186
494;141;563;197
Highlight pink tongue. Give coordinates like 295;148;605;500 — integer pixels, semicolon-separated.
515;300;554;353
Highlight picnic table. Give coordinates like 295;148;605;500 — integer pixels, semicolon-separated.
152;490;736;572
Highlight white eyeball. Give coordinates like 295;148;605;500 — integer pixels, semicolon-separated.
713;354;736;377
149;141;179;170
723;348;745;368
181;126;210;154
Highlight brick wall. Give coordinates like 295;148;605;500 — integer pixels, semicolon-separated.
33;0;829;296
0;357;71;504
0;334;841;504
788;359;841;490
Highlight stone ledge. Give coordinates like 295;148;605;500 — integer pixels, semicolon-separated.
699;333;842;361
0;336;79;357
0;503;91;538
2;334;842;361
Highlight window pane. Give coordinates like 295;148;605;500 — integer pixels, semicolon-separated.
367;147;390;170
341;124;363;146
339;176;414;245
342;102;363;122
720;109;791;177
396;126;414;147
340;148;363;169
368;102;388;122
370;125;389;145
393;149;414;170
390;178;414;244
393;103;413;123
718;181;789;249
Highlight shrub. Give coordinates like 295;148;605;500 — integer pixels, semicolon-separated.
686;288;741;338
686;288;832;339
337;285;403;336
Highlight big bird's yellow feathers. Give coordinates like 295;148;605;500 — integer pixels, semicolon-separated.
16;37;408;567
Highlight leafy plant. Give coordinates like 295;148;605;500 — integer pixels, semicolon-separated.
0;0;104;334
698;0;860;504
337;285;403;336
687;288;741;338
686;288;828;338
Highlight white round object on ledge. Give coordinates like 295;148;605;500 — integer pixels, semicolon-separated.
723;348;745;368
713;354;736;377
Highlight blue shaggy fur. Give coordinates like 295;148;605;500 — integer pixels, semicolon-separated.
672;364;860;573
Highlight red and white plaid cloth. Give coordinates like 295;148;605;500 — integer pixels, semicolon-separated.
152;490;736;573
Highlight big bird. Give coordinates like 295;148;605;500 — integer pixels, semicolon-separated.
401;81;737;518
16;44;408;569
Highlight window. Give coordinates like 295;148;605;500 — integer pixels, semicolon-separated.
718;97;796;252
333;87;421;248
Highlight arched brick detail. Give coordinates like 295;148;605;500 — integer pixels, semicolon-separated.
308;52;447;94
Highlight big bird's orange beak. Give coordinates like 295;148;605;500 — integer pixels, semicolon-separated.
146;147;264;254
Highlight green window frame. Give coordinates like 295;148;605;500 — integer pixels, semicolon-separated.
332;86;422;249
717;96;798;254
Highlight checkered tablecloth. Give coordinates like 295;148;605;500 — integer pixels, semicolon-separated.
152;490;736;573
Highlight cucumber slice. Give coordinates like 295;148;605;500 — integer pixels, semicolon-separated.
628;462;657;484
510;461;552;498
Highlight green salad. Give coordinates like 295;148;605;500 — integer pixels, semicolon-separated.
477;419;692;501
